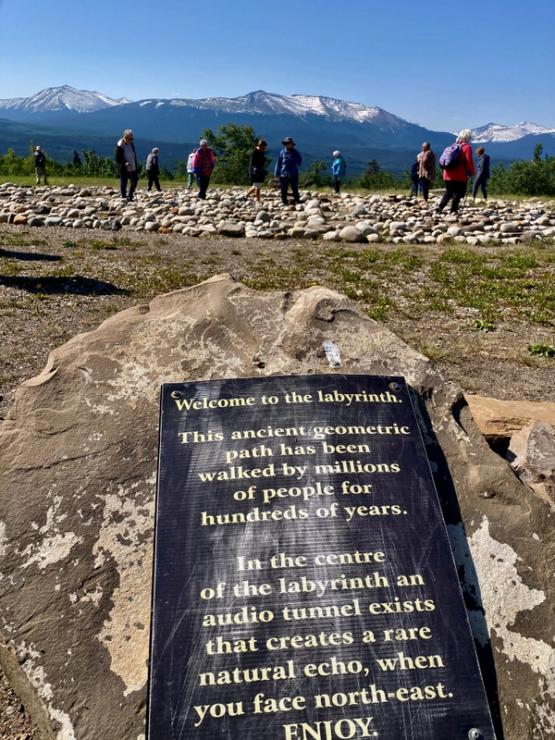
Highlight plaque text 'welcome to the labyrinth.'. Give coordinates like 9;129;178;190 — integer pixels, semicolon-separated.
148;375;495;740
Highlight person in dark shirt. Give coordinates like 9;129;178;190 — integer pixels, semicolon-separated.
246;140;268;202
472;147;491;201
146;147;162;192
34;146;48;185
409;160;419;198
115;129;139;201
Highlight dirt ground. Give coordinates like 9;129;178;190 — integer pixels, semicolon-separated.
0;223;554;737
1;223;554;416
0;669;40;739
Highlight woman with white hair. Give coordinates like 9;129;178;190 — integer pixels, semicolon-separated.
437;129;475;215
331;150;346;194
192;138;217;200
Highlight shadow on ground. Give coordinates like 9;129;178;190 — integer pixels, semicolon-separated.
0;275;128;295
0;248;62;262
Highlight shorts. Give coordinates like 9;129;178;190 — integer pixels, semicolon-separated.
252;182;264;189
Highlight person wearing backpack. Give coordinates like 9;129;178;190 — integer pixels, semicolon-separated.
472;147;491;201
34;146;48;185
437;129;475;214
331;150;346;194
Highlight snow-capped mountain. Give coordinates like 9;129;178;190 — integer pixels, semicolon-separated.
0;85;129;114
471;121;555;143
1;86;553;170
136;90;408;129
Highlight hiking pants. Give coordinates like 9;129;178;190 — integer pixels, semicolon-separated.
197;175;211;199
120;170;138;200
418;177;431;200
280;175;300;204
35;167;48;185
332;175;341;194
438;180;467;213
472;176;488;200
147;172;161;191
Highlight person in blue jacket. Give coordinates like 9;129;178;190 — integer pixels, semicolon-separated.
275;137;302;205
472;147;491;201
331;150;346;194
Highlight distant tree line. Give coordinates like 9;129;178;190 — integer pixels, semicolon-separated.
487;144;555;196
1;137;554;196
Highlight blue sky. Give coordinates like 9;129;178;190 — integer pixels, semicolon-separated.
0;0;553;131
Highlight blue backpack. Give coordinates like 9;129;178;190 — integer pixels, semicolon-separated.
439;143;461;169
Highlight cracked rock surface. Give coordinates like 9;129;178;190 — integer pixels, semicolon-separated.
0;275;553;739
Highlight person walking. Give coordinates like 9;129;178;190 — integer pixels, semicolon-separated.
275;137;302;205
115;129;139;201
246;140;268;202
186;150;196;188
145;147;162;192
417;142;436;201
437;129;475;215
472;147;490;201
192;139;216;199
34;146;48;185
331;150;346;194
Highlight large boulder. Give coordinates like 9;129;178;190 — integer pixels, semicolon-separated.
0;274;553;739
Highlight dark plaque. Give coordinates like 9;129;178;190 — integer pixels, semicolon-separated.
148;375;495;740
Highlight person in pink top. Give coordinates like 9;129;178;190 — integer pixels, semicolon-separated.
437;129;475;214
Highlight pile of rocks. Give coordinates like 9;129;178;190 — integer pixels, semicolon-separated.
1;182;554;245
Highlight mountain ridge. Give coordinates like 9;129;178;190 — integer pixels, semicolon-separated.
1;86;554;145
0;86;554;171
0;85;130;113
470;120;555;143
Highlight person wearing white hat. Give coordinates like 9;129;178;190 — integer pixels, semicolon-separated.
331;150;346;194
34;145;48;186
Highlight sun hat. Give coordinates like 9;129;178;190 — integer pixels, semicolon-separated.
282;137;295;145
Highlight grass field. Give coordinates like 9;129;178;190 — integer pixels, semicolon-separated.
1;224;554;419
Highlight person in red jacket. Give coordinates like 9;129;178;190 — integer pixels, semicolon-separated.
192;139;217;200
437;129;475;214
